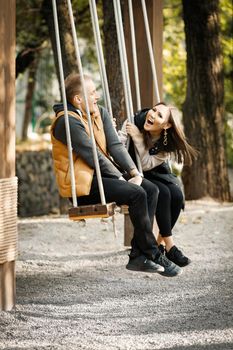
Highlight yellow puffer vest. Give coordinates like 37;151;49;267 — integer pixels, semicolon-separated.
50;109;108;197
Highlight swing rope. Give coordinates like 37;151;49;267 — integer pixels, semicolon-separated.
113;0;143;174
52;0;116;221
128;0;141;111
52;0;77;207
89;0;113;117
66;0;107;206
113;0;133;122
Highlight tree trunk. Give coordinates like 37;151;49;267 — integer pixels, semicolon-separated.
181;0;231;201
42;0;77;83
22;58;38;140
102;0;125;128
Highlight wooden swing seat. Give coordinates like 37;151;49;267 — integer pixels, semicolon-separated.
68;202;116;221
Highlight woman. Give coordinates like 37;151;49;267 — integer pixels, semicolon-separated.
118;102;197;267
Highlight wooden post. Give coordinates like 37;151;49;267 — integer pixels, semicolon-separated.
0;0;17;311
123;0;163;245
0;262;16;310
124;213;134;247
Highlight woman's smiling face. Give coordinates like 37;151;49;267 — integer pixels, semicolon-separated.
144;104;171;135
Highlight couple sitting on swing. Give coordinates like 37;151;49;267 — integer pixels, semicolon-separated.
51;73;197;278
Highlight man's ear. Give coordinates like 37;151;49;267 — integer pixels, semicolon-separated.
73;95;81;106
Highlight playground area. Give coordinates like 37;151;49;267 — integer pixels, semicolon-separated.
1;199;233;350
1;1;233;349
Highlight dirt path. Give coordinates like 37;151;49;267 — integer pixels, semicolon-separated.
1;200;233;350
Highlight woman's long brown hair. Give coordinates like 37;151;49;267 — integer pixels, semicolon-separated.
142;102;198;165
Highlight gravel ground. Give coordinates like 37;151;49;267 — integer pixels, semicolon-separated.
0;199;233;350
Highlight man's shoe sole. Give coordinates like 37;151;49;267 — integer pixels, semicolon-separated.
178;259;191;267
167;258;191;267
158;268;183;277
126;264;164;273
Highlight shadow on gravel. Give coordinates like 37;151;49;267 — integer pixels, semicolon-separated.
159;344;233;350
15;268;232;335
2;343;233;350
18;248;129;262
3;348;51;350
4;343;233;350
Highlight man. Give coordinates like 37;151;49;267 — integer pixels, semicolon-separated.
50;73;182;277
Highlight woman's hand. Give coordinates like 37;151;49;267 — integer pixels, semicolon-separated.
126;122;141;138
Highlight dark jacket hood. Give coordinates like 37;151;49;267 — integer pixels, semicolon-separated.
53;103;105;116
134;108;150;130
53;103;78;114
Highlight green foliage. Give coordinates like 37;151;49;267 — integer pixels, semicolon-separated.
219;0;233;114
219;0;233;167
163;0;232;114
226;120;233;166
163;0;233;166
163;1;186;110
16;0;48;51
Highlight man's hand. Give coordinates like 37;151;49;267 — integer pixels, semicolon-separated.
128;175;143;186
112;117;117;129
119;176;126;181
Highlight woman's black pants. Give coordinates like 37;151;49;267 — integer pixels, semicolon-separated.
77;176;160;259
148;180;184;237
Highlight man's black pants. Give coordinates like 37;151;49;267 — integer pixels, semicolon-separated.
77;176;160;260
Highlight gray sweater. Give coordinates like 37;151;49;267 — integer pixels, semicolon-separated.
52;103;137;178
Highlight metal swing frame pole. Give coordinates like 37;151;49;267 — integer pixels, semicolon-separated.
128;0;141;111
89;0;113;117
67;0;106;205
113;0;142;173
141;0;160;103
52;0;77;207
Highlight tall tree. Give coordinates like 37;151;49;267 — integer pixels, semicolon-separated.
181;0;231;201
